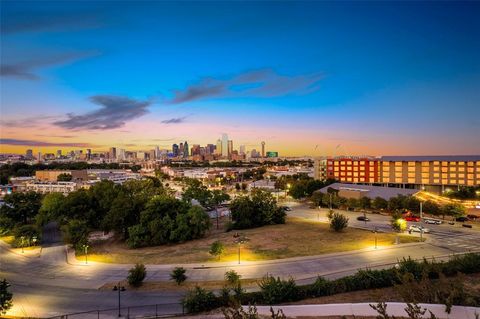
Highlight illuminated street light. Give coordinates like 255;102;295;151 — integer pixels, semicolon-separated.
112;283;126;317
20;236;25;253
82;244;89;264
233;233;249;264
373;227;378;249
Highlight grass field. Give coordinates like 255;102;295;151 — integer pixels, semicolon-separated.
82;217;420;264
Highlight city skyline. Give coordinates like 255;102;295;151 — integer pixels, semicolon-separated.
1;1;480;156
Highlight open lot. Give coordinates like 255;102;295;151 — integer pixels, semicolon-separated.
83;217;419;264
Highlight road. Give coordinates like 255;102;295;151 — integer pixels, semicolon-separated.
2;202;480;317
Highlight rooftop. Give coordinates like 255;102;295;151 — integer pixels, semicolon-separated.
318;183;419;200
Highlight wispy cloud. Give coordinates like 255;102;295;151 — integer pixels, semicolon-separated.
0;138;96;148
54;95;152;130
161;116;188;124
1;10;101;35
1;52;98;80
35;134;75;139
169;69;323;104
0;115;58;128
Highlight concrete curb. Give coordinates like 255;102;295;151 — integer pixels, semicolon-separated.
249;303;480;319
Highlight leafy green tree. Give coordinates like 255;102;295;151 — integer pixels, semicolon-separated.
56;173;72;181
230;189;285;229
346;198;359;210
310;191;324;207
422;200;441;217
209;241;225;259
37;192;65;226
127;263;146;287
391;211;406;232
225;270;241;286
442;203;466;219
62;219;89;251
372;197;388;211
328;212;349;232
0;191;42;224
171;267;187;285
208;190;230;229
0;279;13;315
358;196;372;210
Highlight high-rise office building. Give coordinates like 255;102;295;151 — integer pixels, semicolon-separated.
26;149;33;159
56;150;62;158
118;149;126;161
155;146;160;159
109;147;117;160
216;139;222;155
183;141;189;157
261;141;265;158
149;149;156;160
222;134;228;157
37;152;42;161
206;144;215;155
239;145;245;155
172;144;179;156
228;140;233;157
179;143;184;155
86;149;92;160
191;144;201;156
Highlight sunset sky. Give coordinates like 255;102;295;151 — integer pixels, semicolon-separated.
1;1;479;156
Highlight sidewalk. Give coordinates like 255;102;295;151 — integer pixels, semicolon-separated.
250;303;480;319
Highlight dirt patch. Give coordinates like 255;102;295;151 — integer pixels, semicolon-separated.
83;217;419;265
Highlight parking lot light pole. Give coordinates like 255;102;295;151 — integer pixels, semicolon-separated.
20;236;25;253
374;227;378;249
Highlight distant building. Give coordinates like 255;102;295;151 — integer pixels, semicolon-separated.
216;139;222;155
228;140;233;157
172;144;179;157
183;141;189;158
261;141;266;158
222;134;228;157
26;149;33;159
109;147;117;160
266;151;278;158
239;145;245;155
56;150;62;158
25;181;79;195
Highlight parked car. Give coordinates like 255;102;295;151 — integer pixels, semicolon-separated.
424;219;442;225
405;216;420;222
282;206;292;211
455;216;469;222
409;225;430;233
357;216;370;222
467;214;478;221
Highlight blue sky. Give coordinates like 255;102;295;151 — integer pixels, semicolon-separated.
1;1;479;155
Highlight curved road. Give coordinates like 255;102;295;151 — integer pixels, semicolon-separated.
2;203;480;317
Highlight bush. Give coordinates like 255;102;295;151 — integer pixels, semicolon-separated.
258;275;300;304
329;212;349;232
170;267;187;285
225;270;241;286
209;241;225;259
182;286;218;313
11;224;41;247
127;263;146;287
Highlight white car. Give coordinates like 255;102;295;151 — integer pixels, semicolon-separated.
409;225;430;233
424;219;442;225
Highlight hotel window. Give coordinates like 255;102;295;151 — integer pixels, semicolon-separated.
408;178;415;183
353;178;359;183
468;174;474;180
354;167;358;171
347;172;352;176
442;167;448;173
468;167;474;173
334;161;339;166
433;179;440;183
458;174;465;179
422;178;429;184
334;167;339;172
360;167;365;171
468;162;474;166
354;172;359;177
433;161;440;166
442;162;448;166
468;180;474;185
458;167;465;172
442;179;448;184
422;167;430;173
433;173;440;178
360;161;365;165
422;173;429;178
449;173;457;178
408;173;415;178
422;162;429;167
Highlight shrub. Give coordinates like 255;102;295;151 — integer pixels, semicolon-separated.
127;263;146;287
170;267;187;285
329;212;349;232
308;276;333;297
182;286;218;313
258;275;300;304
209;241;225;259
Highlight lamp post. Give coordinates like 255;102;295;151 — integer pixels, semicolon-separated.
82;244;89;264
32;236;37;246
233;233;249;265
286;183;291;199
112;283;126;317
373;227;378;249
20;236;25;253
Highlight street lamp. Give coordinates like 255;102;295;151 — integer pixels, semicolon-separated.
373;227;378;249
82;244;89;264
233;233;249;265
32;236;37;246
112;283;126;317
20;236;25;253
286;183;291;199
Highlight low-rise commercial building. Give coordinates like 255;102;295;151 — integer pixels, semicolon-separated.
25;181;78;195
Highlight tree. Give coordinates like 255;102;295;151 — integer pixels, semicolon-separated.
224;270;241;286
372;197;388;211
358;196;372;210
171;267;187;285
209;241;225;259
57;173;72;181
442;203;466;219
230;189;285;229
0;191;42;225
128;263;146;287
37;192;65;226
0;279;13;315
310;191;324;207
328;212;349;232
391;211;407;232
208;190;230;229
62;219;89;251
422;200;441;217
